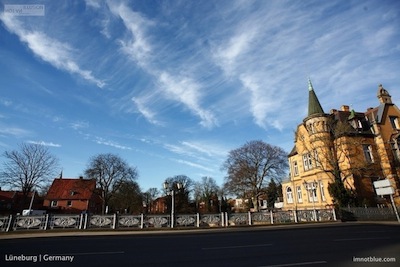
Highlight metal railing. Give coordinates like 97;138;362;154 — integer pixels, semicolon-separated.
2;208;339;232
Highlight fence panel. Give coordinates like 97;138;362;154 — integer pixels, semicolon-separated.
175;214;197;227
144;215;170;228
200;213;222;227
296;210;315;222
118;215;142;229
251;212;272;225
228;213;249;226
49;214;81;229
87;215;115;229
317;209;335;221
340;207;397;221
13;215;47;231
274;211;295;223
0;215;12;232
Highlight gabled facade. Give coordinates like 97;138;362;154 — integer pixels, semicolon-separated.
43;177;102;214
282;82;400;210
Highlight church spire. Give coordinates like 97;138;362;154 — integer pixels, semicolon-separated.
307;78;324;116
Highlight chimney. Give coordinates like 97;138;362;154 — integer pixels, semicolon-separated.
330;109;337;114
341;105;350;112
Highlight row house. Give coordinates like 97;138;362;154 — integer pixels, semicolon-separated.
282;81;400;210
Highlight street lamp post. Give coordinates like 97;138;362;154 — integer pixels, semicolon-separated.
163;181;182;228
303;180;317;221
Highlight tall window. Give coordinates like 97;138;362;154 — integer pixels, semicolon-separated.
286;187;293;204
363;145;374;163
51;200;57;207
319;182;326;201
306;182;318;202
389;116;400;129
292;161;299;176
67;200;72;207
303;153;313;171
296;186;302;203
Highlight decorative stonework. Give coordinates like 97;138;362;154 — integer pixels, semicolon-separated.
16;217;42;228
252;213;271;223
53;217;77;227
229;214;247;225
90;216;112;227
201;214;221;226
147;216;168;228
176;215;196;226
119;216;140;227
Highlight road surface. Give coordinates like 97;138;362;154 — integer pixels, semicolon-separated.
0;222;399;266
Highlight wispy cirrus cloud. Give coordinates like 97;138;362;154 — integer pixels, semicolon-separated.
106;1;217;128
131;96;163;126
0;127;31;138
172;158;214;172
27;140;61;147
0;13;105;88
94;137;132;150
69;121;89;130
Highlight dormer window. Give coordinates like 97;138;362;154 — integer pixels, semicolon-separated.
70;191;76;196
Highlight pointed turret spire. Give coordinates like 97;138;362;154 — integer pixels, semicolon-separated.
308;78;314;91
307;78;324;116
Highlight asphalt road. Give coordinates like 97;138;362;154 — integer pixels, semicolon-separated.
0;222;399;267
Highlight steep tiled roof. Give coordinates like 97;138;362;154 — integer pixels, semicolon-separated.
308;79;325;116
46;178;96;200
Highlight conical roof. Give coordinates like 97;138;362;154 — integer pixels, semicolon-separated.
308;79;324;116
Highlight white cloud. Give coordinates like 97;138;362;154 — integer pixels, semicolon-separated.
131;96;163;126
108;3;217;128
158;72;217;128
0;98;13;107
173;158;214;172
27;140;61;147
108;1;153;67
69;121;89;130
0;13;105;88
0;127;31;138
95;137;132;150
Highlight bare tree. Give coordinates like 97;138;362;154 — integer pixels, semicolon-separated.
222;140;288;211
163;175;194;213
108;180;143;214
84;153;138;214
194;176;220;212
0;143;59;201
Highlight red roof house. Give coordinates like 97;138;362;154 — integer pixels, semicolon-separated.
0;189;42;215
43;178;102;214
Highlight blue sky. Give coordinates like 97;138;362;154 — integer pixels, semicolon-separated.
0;0;399;192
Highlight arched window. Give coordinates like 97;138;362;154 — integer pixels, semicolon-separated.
286;187;293;204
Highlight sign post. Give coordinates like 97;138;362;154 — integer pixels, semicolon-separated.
373;179;400;223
